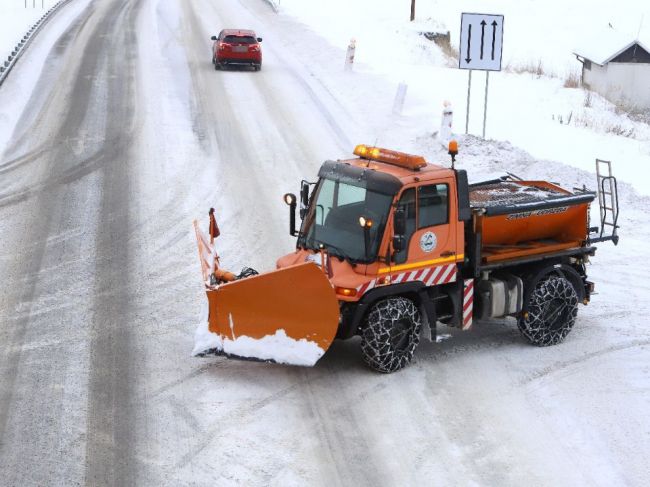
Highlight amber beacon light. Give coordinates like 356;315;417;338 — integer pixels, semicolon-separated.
353;144;427;170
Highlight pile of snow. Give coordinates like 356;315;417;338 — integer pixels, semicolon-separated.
193;303;325;366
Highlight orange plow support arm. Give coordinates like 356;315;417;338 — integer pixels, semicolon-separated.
206;263;340;366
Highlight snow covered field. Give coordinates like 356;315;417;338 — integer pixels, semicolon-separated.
0;0;649;485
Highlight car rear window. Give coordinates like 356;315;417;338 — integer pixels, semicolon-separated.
223;35;256;44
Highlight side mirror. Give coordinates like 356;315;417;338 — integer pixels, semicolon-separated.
211;36;217;41
299;182;310;219
393;207;406;236
392;235;405;253
257;37;263;42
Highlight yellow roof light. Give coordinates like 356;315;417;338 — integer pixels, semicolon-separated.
353;144;427;170
354;144;368;157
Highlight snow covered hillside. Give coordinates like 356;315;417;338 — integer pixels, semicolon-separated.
278;0;650;196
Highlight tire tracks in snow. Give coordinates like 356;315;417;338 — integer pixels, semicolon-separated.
0;0;108;482
178;0;293;271
173;369;329;469
82;0;143;485
520;338;650;385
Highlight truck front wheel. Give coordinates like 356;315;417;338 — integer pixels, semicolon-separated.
518;276;578;346
361;297;421;373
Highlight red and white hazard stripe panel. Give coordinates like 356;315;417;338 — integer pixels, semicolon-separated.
356;263;458;297
462;279;474;330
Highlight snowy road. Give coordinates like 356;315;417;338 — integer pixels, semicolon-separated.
0;0;649;486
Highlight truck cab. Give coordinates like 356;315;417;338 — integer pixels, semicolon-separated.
277;145;468;293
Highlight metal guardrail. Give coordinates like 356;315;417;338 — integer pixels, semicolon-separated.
0;0;75;88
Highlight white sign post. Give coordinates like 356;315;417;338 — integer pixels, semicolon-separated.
459;13;504;138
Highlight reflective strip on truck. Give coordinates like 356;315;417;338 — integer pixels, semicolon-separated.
355;264;458;297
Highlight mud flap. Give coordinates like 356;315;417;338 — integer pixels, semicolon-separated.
206;263;340;366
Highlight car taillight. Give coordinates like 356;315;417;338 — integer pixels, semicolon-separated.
219;43;228;51
249;45;260;52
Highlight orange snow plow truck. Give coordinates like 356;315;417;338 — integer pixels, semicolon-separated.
194;144;619;372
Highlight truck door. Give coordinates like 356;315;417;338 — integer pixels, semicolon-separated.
394;181;457;268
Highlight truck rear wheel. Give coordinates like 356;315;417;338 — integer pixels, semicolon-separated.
518;276;578;346
361;297;421;373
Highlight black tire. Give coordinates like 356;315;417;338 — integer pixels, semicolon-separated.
518;276;579;346
214;62;221;71
361;297;421;373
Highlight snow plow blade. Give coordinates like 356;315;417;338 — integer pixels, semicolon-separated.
206;263;340;366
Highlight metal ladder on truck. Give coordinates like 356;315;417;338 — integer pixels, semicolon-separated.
591;159;619;244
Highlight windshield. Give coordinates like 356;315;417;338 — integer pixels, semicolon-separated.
299;178;394;263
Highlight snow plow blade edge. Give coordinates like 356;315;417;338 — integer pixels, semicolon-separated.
207;263;339;366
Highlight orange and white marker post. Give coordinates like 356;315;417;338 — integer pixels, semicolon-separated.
439;101;453;147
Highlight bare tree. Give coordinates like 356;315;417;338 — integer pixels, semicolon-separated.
410;0;416;21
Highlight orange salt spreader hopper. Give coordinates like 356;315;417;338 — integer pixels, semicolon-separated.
193;219;339;366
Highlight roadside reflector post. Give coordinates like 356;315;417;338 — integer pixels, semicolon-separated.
439;100;453;147
392;82;408;115
345;38;356;71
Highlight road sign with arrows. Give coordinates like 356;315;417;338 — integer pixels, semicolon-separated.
459;13;504;71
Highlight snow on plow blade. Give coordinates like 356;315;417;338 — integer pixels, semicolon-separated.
205;263;340;366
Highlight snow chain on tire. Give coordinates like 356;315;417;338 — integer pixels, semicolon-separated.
361;297;422;373
518;276;579;346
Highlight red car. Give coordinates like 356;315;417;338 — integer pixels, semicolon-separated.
211;29;263;71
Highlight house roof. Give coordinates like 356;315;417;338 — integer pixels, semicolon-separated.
573;27;650;65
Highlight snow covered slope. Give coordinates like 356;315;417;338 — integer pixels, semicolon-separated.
279;0;650;196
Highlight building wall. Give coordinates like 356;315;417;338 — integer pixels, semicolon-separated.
583;62;650;110
582;62;609;98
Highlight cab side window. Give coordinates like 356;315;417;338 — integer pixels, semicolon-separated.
395;188;416;264
418;184;448;228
